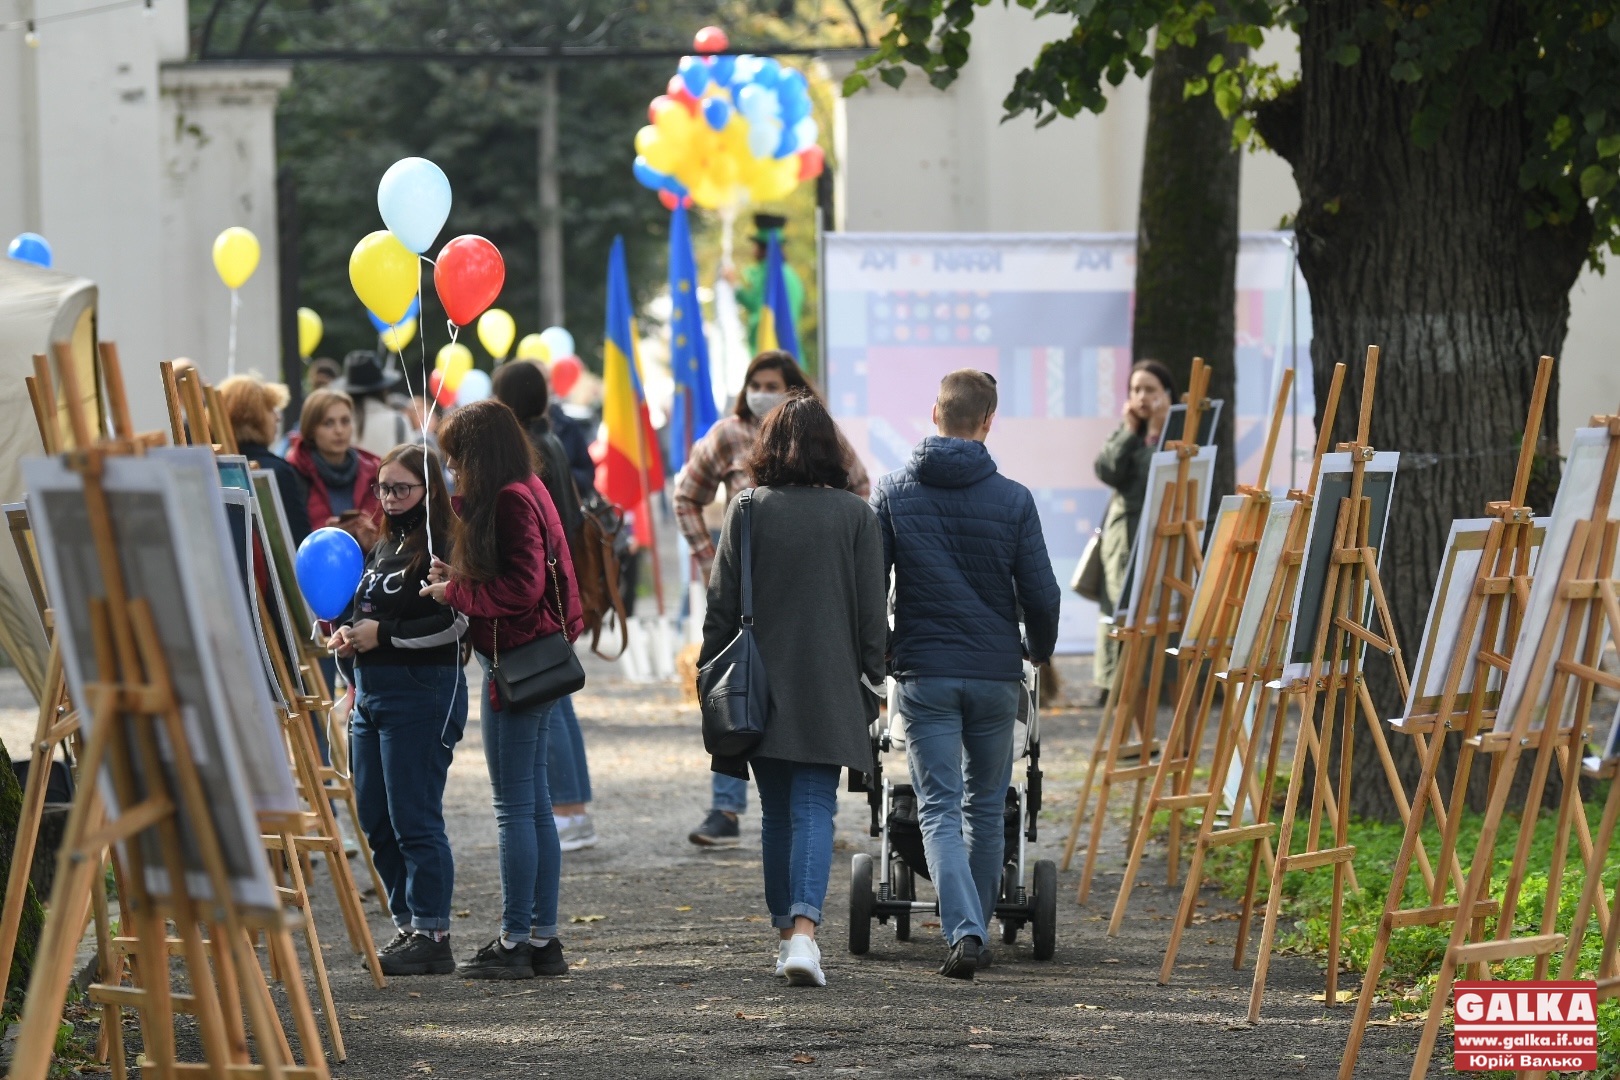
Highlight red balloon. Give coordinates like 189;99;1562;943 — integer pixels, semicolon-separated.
427;369;455;408
798;144;825;181
693;26;729;54
658;190;694;211
666;76;699;112
434;235;505;327
550;355;583;398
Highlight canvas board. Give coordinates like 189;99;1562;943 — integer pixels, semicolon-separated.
246;473;309;699
4;502;48;629
251;470;315;633
1399;517;1547;724
23;454;279;908
1163;399;1224;448
1219;686;1264;823
1121;444;1217;630
1280;451;1399;682
1493;426;1620;734
1181;494;1245;651
1224;497;1300;672
1598;698;1620;765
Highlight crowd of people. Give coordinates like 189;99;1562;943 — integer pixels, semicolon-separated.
219;342;1064;986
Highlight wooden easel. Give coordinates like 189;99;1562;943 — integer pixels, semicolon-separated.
163;363;386;999
1064;359;1213;904
9;352;330;1080
1103;369;1295;929
1153;362;1347;983
1406;412;1620;1079
1245;348;1456;1020
1333;356;1604;1075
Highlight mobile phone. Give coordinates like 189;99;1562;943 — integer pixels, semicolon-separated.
338;509;362;521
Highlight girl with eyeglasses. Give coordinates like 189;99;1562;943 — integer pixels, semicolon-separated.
331;443;468;976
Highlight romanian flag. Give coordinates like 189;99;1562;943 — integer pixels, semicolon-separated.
755;233;801;361
597;236;664;543
667;204;719;473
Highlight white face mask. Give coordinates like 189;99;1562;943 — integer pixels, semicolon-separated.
746;390;788;418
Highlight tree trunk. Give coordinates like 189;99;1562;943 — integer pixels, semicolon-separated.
1132;22;1246;506
0;735;45;1003
1256;0;1589;821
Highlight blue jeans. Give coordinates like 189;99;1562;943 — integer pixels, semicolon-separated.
897;677;1020;946
350;664;467;932
712;772;749;815
751;758;841;929
547;696;592;805
477;657;562;940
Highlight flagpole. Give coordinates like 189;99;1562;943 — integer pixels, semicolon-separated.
633;412;666;617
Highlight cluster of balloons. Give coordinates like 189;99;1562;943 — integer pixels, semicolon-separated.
633;28;826;210
6;232;53;269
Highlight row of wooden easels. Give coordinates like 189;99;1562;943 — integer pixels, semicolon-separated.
1;343;385;1079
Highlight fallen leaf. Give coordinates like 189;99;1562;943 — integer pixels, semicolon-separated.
454;910;471;918
574;956;588;966
1224;1021;1253;1032
969;1026;991;1034
1100;958;1121;964
792;1053;816;1064
676;905;693;912
921;920;941;928
1309;990;1356;1003
736;1011;767;1020
608;983;625;991
1073;1003;1103;1011
408;992;422;1000
571;914;606;923
968;1043;992;1050
347;1012;368;1020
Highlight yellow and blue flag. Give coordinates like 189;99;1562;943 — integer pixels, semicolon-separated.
668;204;719;472
755;233;800;361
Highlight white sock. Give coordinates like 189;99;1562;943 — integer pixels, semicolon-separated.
500;933;526;950
529;935;555;949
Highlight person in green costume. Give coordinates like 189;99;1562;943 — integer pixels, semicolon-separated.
724;213;805;352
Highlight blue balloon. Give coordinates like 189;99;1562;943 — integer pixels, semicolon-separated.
781;68;809;98
377;157;452;255
367;294;419;332
794;117;819;152
664;175;689;197
779;91;809;127
703;97;732;131
678;55;710;97
295;527;365;621
753;58;782;88
633;156;668;192
774;123;797;159
709;54;737;87
7;232;52;269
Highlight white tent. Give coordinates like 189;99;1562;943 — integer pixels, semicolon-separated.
0;257;103;704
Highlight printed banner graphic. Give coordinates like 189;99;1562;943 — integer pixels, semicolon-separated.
1452;981;1598;1073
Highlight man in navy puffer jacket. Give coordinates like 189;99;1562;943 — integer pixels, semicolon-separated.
871;369;1061;979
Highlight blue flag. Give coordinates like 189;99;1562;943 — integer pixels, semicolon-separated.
668;205;719;472
758;234;800;362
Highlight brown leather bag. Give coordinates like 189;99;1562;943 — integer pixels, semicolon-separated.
574;492;631;659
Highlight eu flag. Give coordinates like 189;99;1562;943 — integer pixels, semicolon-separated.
668;204;719;473
757;233;801;362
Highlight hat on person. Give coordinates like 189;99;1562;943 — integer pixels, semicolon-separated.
752;213;788;244
330;349;403;395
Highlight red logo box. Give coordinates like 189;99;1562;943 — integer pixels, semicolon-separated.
1453;980;1598;1073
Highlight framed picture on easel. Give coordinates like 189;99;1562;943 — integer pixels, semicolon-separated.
1119;444;1217;630
1162;399;1224;448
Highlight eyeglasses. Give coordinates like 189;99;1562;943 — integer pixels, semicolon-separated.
373;482;424;500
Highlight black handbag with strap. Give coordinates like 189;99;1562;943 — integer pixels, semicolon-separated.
490;494;586;710
697;490;769;757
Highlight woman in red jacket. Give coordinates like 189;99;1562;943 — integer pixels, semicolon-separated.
285;388;384;551
421;399;583;981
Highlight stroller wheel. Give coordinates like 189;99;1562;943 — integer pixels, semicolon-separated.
1031;859;1058;960
849;853;874;955
999;864;1020;944
892;859;913;941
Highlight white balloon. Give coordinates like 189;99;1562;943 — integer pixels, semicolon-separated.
794;117;819;152
539;325;575;360
456;368;493;406
748;119;783;159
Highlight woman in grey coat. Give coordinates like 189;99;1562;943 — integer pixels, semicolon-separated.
700;392;887;988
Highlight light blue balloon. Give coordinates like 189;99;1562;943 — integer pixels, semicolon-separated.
737;84;779;123
748;118;782;159
678;55;710;97
794;117;819;152
6;232;52;269
753;59;782;88
731;55;761;84
295;527;365;622
378;157;452;255
455;368;493;405
539;325;575;359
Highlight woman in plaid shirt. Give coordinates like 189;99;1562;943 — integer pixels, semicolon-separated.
675;350;870;847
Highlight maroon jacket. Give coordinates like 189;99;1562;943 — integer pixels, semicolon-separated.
446;474;583;659
284;433;384;535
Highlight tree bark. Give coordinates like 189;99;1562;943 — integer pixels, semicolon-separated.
1255;0;1589;820
1132;22;1247;505
0;735;45;1002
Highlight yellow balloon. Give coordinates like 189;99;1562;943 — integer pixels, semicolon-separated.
477;308;516;360
381;317;417;354
296;307;323;360
349;230;419;326
436;342;474;392
634;125;660;157
212;226;260;290
515;333;551;363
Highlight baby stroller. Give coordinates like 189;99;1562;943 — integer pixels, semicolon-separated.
848;660;1057;959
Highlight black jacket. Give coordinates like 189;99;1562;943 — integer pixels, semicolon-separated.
239;441;312;546
550;405;597;496
525;420;583;558
347;523;466;668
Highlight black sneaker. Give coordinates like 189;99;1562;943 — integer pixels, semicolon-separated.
456;937;536;980
977;945;993;971
688;809;741;848
940;936;981;980
377;928;412;956
383;933;455;976
531;938;569;977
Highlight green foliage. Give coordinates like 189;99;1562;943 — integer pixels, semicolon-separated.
0;735;44;1000
1203;791;1620;1080
849;0;1620;267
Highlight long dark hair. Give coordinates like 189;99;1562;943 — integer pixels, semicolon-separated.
491;360;550;427
746;390;850;490
437;399;540;584
375;443;452;580
734;350;812;422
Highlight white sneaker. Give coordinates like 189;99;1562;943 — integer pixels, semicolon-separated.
775;939;790;977
782;934;825;987
558;814;598;852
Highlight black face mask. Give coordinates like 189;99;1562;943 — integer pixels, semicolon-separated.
386;501;427;536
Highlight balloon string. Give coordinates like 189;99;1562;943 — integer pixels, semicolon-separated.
227;289;240;377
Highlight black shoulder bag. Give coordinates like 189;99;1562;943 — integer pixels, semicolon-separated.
490;492;587;710
697;490;769;756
